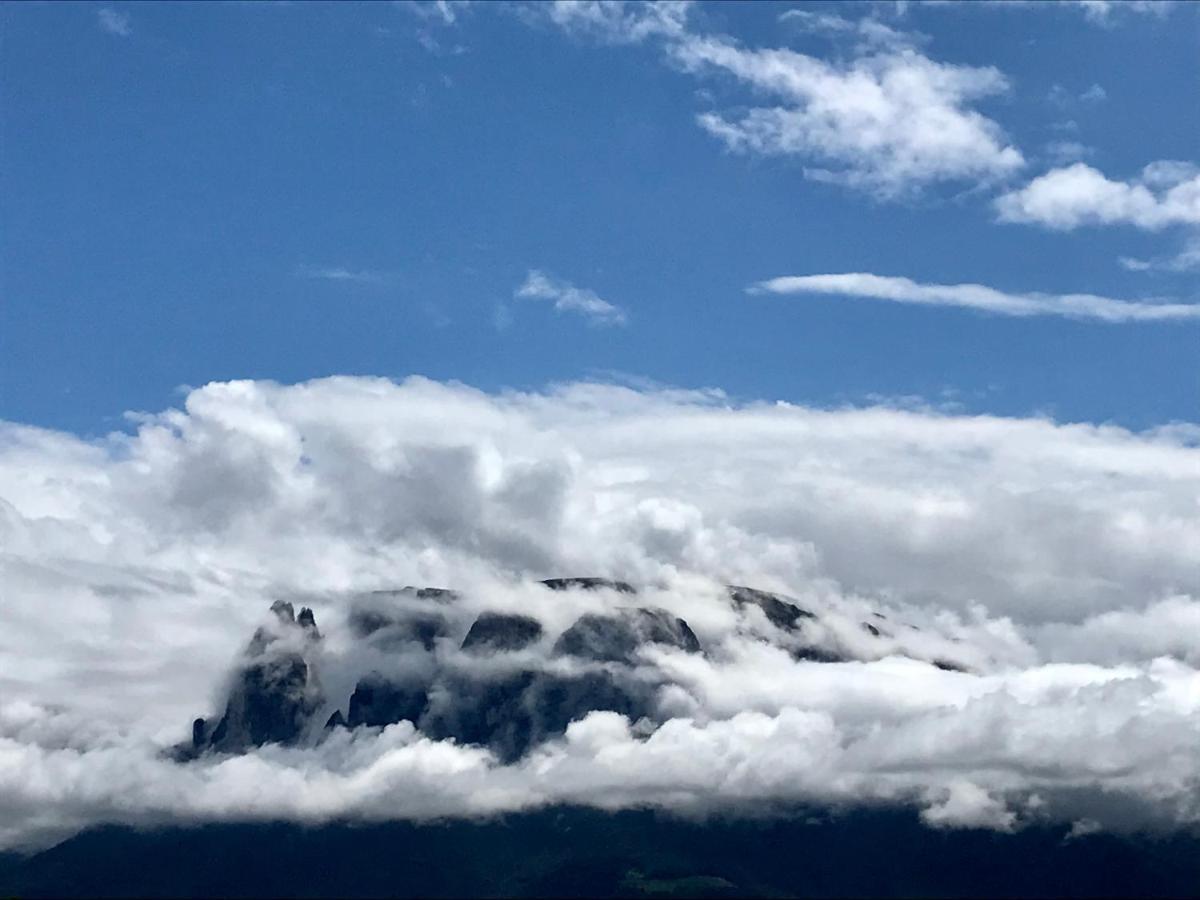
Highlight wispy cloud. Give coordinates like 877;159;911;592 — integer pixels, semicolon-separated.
515;270;628;326
401;0;471;54
1047;82;1107;107
750;272;1200;323
97;7;132;37
403;0;465;26
1043;141;1092;166
297;265;395;285
915;0;1173;26
1120;236;1200;273
778;8;923;52
542;1;1023;199
995;161;1200;231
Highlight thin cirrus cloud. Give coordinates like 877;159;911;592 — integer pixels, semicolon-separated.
297;265;395;285
515;269;628;326
915;0;1173;25
543;1;1024;199
96;7;132;37
1121;236;1200;273
750;273;1200;323
995;161;1200;231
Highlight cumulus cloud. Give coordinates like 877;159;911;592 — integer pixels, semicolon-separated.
541;0;1023;198
96;7;131;37
679;41;1023;197
995;161;1200;230
2;376;1200;849
515;270;628;326
750;272;1200;322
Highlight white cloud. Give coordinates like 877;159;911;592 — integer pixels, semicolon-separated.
1048;82;1107;107
916;0;1173;25
1;376;1199;848
750;272;1200;322
402;0;468;26
778;8;921;52
297;265;394;285
97;7;131;37
400;0;472;55
1120;235;1200;273
921;780;1017;831
541;1;1024;199
543;0;690;44
995;161;1200;230
1043;140;1091;165
1059;0;1172;23
679;42;1023;197
515;270;628;326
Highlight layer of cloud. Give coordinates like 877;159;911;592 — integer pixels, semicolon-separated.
995;161;1200;230
750;272;1200;322
543;1;1024;198
96;7;131;37
515;270;627;326
2;376;1199;849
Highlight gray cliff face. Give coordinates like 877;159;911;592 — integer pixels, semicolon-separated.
553;608;700;664
345;674;429;730
729;585;849;663
180;576;960;764
349;601;451;652
418;666;649;764
187;603;325;756
729;585;816;632
461;613;544;653
541;577;635;594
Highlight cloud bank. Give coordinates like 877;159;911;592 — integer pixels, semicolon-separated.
751;272;1200;322
2;376;1199;849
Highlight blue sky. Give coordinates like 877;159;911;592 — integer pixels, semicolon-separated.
2;0;1197;435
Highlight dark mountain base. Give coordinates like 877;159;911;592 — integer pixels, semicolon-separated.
1;806;1197;898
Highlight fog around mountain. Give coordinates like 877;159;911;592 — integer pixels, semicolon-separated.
2;376;1198;852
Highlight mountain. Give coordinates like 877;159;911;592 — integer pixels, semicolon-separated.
5;578;1198;897
2;806;1198;898
173;577;941;764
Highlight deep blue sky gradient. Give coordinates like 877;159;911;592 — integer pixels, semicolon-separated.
2;1;1197;435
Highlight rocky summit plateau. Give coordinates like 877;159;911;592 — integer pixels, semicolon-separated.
175;578;965;765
